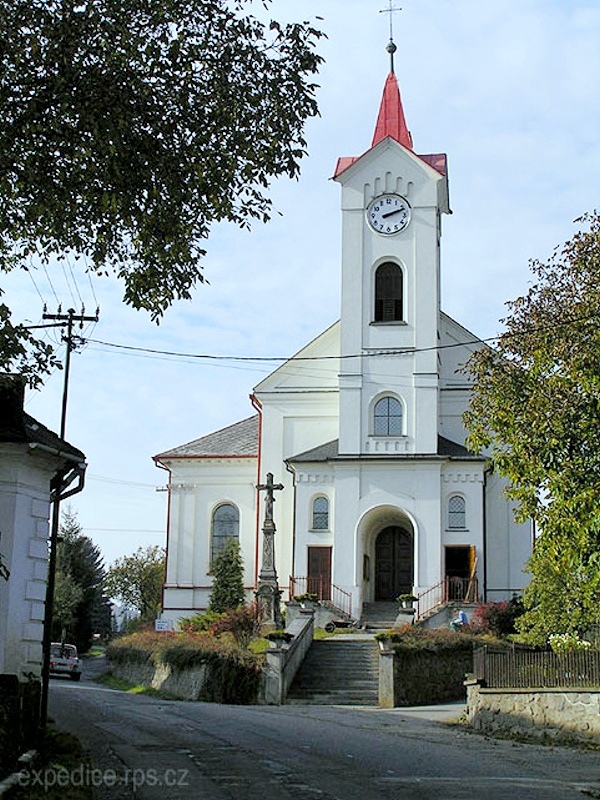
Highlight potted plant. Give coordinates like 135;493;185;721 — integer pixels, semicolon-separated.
293;593;320;608
397;593;418;609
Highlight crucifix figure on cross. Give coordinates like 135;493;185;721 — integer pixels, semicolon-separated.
257;472;284;525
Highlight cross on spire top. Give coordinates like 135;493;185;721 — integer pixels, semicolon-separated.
379;1;402;72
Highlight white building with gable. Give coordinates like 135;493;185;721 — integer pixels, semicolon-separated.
154;59;531;626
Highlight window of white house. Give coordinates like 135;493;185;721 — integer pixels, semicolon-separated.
374;262;403;322
373;396;403;436
211;503;239;564
448;495;466;529
312;496;329;530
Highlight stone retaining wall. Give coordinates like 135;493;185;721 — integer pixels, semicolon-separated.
379;642;472;707
109;655;260;704
466;679;600;745
109;660;211;701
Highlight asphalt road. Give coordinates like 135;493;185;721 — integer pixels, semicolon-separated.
42;656;600;800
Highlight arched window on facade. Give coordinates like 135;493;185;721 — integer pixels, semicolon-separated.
374;262;403;322
312;496;329;530
373;396;403;436
448;495;466;529
211;503;239;564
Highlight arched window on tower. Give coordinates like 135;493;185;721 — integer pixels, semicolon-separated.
373;396;404;436
448;495;466;529
211;503;239;565
312;496;329;530
374;262;403;322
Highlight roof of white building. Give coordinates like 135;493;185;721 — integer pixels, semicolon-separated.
0;380;85;461
154;414;259;460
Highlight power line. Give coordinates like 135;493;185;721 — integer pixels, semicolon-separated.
87;473;158;489
86;266;100;308
65;253;85;307
82;334;487;364
85;527;165;534
79;310;600;366
25;257;46;304
42;263;60;306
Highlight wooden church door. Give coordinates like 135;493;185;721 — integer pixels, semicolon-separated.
307;546;332;601
375;527;413;600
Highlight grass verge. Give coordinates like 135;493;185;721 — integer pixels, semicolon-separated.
95;672;159;695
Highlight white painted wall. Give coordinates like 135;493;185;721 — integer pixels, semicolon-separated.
0;445;57;678
160;456;258;624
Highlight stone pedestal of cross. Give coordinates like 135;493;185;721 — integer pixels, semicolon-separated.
255;473;284;629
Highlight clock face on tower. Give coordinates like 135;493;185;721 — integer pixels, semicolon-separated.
366;193;411;235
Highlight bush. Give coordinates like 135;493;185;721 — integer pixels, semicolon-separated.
180;610;225;633
209;604;263;649
377;625;484;653
548;632;592;653
467;598;524;638
106;629;165;664
209;539;245;613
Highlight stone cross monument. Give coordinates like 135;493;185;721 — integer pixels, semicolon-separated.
255;472;284;628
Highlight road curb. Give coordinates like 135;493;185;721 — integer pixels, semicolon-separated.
0;750;38;798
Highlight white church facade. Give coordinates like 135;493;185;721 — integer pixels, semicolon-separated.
154;64;532;626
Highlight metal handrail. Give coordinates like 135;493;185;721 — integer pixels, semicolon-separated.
416;576;479;621
289;576;352;618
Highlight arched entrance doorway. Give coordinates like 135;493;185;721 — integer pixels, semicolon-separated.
374;526;413;600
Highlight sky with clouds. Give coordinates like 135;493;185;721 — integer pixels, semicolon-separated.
4;0;600;569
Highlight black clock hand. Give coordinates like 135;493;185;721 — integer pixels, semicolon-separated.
382;208;404;219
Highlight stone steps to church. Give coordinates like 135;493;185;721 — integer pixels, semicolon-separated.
286;639;379;705
361;601;402;630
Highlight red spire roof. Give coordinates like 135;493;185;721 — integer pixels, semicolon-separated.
371;71;413;150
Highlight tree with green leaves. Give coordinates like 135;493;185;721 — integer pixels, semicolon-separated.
53;506;106;650
464;212;600;643
209;538;245;613
104;545;165;622
0;0;324;384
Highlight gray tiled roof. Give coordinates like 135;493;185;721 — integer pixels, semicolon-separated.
0;380;84;461
288;440;339;462
288;435;480;463
438;435;474;458
0;412;85;461
155;415;259;459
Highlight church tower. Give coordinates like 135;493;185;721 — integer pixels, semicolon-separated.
334;49;450;458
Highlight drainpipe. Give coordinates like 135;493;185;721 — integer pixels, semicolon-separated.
284;459;298;585
153;459;172;612
249;394;263;587
483;464;491;603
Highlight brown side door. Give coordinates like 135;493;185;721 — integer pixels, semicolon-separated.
307;546;332;601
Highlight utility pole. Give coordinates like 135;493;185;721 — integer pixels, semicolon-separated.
39;306;99;734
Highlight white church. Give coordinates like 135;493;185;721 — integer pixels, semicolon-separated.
154;55;532;627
